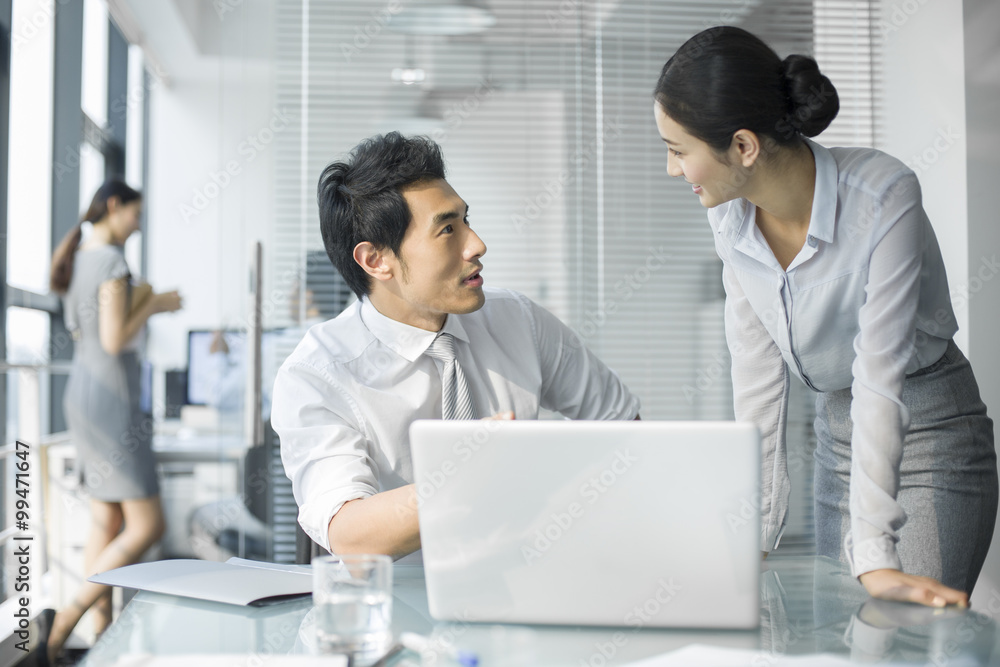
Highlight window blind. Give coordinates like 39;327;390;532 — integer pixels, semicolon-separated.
271;0;881;552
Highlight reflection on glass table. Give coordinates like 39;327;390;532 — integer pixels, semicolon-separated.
81;556;1000;666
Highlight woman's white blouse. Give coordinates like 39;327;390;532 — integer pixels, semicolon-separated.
708;138;957;576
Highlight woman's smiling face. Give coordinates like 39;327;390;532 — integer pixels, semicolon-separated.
654;102;744;209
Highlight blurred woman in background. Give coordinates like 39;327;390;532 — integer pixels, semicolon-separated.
46;180;182;662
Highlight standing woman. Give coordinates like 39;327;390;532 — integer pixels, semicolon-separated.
47;180;182;660
653;26;996;606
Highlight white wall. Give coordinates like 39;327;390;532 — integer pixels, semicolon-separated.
881;0;1000;605
144;69;276;415
879;0;968;349
964;0;1000;609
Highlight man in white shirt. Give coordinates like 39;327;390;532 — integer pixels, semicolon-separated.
271;132;640;560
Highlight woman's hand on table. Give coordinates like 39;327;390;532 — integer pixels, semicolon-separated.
859;568;968;608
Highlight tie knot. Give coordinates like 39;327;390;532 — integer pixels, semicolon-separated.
425;332;457;363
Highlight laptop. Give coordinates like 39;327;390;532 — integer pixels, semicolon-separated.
409;419;761;629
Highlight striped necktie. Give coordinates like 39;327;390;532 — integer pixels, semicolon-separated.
424;332;477;420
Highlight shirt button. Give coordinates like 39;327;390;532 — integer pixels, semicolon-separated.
807;236;818;248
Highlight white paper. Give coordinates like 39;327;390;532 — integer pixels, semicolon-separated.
622;644;865;667
226;557;313;575
89;558;313;606
110;655;346;667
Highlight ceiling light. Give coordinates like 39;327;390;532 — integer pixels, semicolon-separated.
391;67;427;85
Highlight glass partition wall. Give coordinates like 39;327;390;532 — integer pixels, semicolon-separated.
1;0;882;600
267;0;881;553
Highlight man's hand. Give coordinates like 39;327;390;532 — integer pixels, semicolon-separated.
859;569;968;608
483;411;515;421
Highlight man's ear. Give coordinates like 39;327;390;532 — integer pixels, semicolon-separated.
353;242;394;283
730;129;762;169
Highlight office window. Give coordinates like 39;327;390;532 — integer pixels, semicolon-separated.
124;44;145;188
5;307;50;419
5;0;56;449
78;139;105;217
6;0;54;296
81;0;108;128
270;0;881;551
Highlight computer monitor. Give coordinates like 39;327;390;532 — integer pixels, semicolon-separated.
187;330;235;406
186;329;280;407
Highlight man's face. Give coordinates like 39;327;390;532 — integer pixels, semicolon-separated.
382;179;487;330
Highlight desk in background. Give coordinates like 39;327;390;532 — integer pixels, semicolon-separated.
44;423;287;641
153;426;249;559
80;556;998;666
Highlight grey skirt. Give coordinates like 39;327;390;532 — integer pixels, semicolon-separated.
64;350;160;501
813;340;997;593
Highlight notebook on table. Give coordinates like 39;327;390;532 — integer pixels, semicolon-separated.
89;557;312;606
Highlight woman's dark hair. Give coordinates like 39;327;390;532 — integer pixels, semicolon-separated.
318;132;446;298
654;26;840;153
50;179;142;294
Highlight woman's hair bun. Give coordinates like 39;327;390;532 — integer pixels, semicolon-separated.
780;54;840;137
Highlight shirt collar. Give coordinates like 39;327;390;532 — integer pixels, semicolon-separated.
803;137;836;245
359;297;471;362
716;138;838;255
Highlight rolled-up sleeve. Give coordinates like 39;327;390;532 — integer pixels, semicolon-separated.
271;360;378;552
523;296;641;421
845;172;925;577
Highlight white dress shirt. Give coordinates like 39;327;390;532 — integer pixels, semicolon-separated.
271;287;641;553
709;138;957;576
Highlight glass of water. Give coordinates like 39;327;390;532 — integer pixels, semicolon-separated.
312;554;393;658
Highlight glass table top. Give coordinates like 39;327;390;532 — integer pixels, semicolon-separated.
80;555;999;666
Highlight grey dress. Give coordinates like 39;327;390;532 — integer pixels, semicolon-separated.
63;245;159;500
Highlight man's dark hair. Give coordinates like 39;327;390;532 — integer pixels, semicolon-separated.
318;132;446;298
